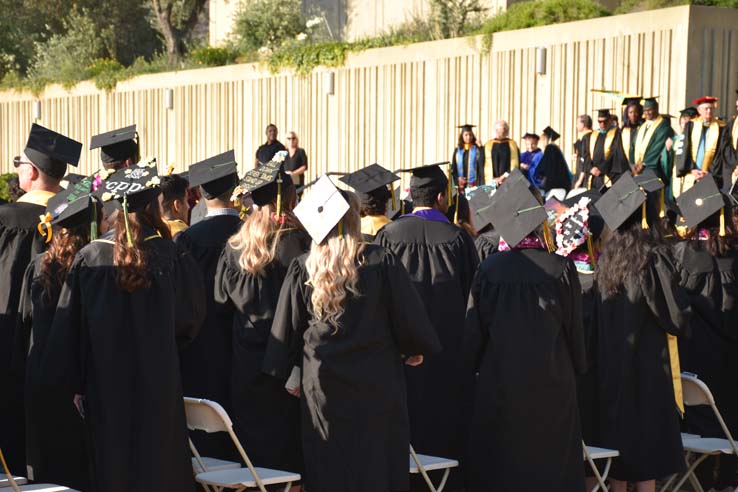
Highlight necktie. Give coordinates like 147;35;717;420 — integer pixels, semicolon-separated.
695;125;708;170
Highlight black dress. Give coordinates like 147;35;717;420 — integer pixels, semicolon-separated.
375;215;479;463
264;245;442;492
0;199;49;473
214;227;311;472
18;254;88;490
462;249;586;492
283;148;308;187
256;141;286;165
593;248;690;481
176;213;242;458
538;144;572;192
41;230;206;492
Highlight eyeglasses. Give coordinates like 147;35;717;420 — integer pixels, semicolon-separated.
13;156;33;168
286;137;296;140
597;119;608;124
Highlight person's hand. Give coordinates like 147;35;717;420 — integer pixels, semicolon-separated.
494;176;506;186
404;355;424;366
665;138;673;152
520;163;529;170
691;169;707;180
632;163;644;175
287;387;301;398
457;177;467;188
73;394;86;418
590;167;602;177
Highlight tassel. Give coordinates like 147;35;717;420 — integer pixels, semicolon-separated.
587;235;597;269
659;188;666;219
641;201;648;229
90;199;98;241
720;207;726;237
390;182;397;211
276;173;282;218
587;175;593;190
542;221;554;252
447;166;453;202
123;194;133;247
454;188;460;224
338;219;343;237
401;199;405;216
37;213;53;244
0;447;21;492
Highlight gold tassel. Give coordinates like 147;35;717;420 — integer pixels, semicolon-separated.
447;166;453;201
338;219;343;236
641;201;648;229
720;207;726;237
542;221;554;252
659;188;665;219
390;182;397;211
276;173;282;218
454;188;460;224
401;200;405;216
587;235;597;269
37;213;53;244
123;194;133;247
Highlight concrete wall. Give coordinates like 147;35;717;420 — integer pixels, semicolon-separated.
2;6;734;190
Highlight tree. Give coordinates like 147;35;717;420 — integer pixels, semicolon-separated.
429;0;487;39
150;0;208;62
232;0;306;53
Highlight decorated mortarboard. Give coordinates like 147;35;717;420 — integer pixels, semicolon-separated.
522;132;540;140
232;150;294;215
641;96;659;108
38;174;101;243
542;126;560;142
555;195;597;262
485;169;552;249
21;124;82;179
188;150;239;200
679;107;698;118
60;173;87;189
593;173;646;231
693;96;718;106
90;125;139;164
621;97;643;107
294;174;350;245
676;175;727;233
457;124;477;132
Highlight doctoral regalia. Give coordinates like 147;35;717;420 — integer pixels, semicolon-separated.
214;227;310;472
176;213;241;458
0;191;55;473
678;118;729;186
721;115;738;186
484;138;520;181
593;248;690;481
264;245;442;492
17;254;88;490
42;230;206;492
581;128;627;190
375;213;479;465
462;248;586;492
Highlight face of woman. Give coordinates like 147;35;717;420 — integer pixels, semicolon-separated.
462;131;474;144
287;133;298;148
266;126;277;142
627;106;640;124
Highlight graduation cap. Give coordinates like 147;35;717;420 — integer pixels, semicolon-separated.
596;109;612;119
398;162;452;199
339;163;400;212
38;174;101;243
294;174;351;244
693;96;718;107
485;169;552;249
468;185;496;231
232;151;293;215
634;168;667;219
679;107;698;118
642;97;659;109
457;124;476;132
90;125;139;165
60;173;87;189
188;150;239;200
522;132;540;140
676;175;727;233
594;173;647;231
621;97;643;107
554;196;597;265
542;126;560;142
20;124;82;179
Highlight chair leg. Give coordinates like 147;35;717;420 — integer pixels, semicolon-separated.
585;454;609;492
436;469;451;492
669;453;711;492
281;481;293;492
658;473;677;492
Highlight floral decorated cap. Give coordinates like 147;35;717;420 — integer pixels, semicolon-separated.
93;157;161;212
232;150;293;206
555;196;592;256
188;150;239;200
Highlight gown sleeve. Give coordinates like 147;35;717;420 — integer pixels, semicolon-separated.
213;248;235;308
459;230;481;301
173;243;206;348
11;260;35;375
382;250;442;356
461;270;488;376
561;260;587;375
644;248;692;336
263;258;310;380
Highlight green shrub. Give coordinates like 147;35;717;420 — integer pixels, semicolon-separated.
189;45;239;67
0;173;18;202
232;0;306;53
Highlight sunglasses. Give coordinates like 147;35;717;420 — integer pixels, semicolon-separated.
13;156;34;168
597;119;608;124
286;137;296;140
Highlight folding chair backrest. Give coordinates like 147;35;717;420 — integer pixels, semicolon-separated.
681;374;714;407
183;397;233;433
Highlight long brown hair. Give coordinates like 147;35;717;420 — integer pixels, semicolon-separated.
38;222;92;306
113;200;172;293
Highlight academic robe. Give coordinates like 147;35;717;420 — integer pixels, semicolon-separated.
673;241;738;439
375;214;479;464
263;245;442;492
214;227;311;472
451;145;485;186
474;228;500;262
633;117;675;182
576;268;598;446
593;248;690;481
678;118;729;187
17;254;88;490
573;130;593;179
581;128;628;191
621;126;638;165
360;214;392;242
720;115;738;188
462;249;586;492
484;138;520;181
0;190;55;473
176;213;242;458
41;230;206;492
537;144;573;192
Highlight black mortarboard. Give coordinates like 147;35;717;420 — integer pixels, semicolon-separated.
679;107;698;118
676;176;725;229
467;186;496;230
22;124;82;179
232;151;294;207
457;124;476;132
398;162;451;191
522;132;540;140
90;125;139;164
188;150;239;200
294;175;350;244
633;168;664;193
95;157;162;212
60;173;87;189
37;174;101;243
594;173;646;231
485;169;548;247
542;126;560;142
562;189;602;208
642;97;659;108
339;164;399;194
596;109;612;118
622;97;642;107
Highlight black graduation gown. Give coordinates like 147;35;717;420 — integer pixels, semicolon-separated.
264;245;442;492
673;241;738;437
214;228;311;472
679;120;729;186
0;200;48;473
491;140;515;178
41;231;206;492
576;269;598;445
720;116;738;188
451;145;485;185
18;255;88;490
375;216;479;463
474;228;499;262
462;249;586;492
593;248;690;481
582;130;628;190
538;144;572;192
176;214;241;458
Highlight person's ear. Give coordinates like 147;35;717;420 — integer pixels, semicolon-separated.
29;164;40;181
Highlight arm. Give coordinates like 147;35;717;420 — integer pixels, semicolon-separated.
561;260;587;375
173;244;206;348
677;122;695;178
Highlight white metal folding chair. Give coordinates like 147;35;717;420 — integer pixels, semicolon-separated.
409;444;458;492
0;476;27;488
0;486;80;491
183;397;300;492
582;442;619;492
658;373;738;492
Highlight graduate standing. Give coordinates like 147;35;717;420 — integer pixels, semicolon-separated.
43;161;205;492
339;164;400;241
632;98;675;182
0;124;81;473
581;109;628;190
177;150;242;458
592;173;690;492
375;162;478;474
484;120;520;185
17;182;99;490
462;172;586;492
264;179;441;492
214;154;310;473
158;173;190;239
451;124;485;188
678;96;729;191
537;126;573;194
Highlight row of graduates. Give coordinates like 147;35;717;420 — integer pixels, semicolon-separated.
1;121;737;492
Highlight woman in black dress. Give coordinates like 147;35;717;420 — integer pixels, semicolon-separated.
284;131;308;187
264;178;441;492
215;160;310;473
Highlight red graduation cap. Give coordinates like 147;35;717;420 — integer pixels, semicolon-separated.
692;96;718;106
